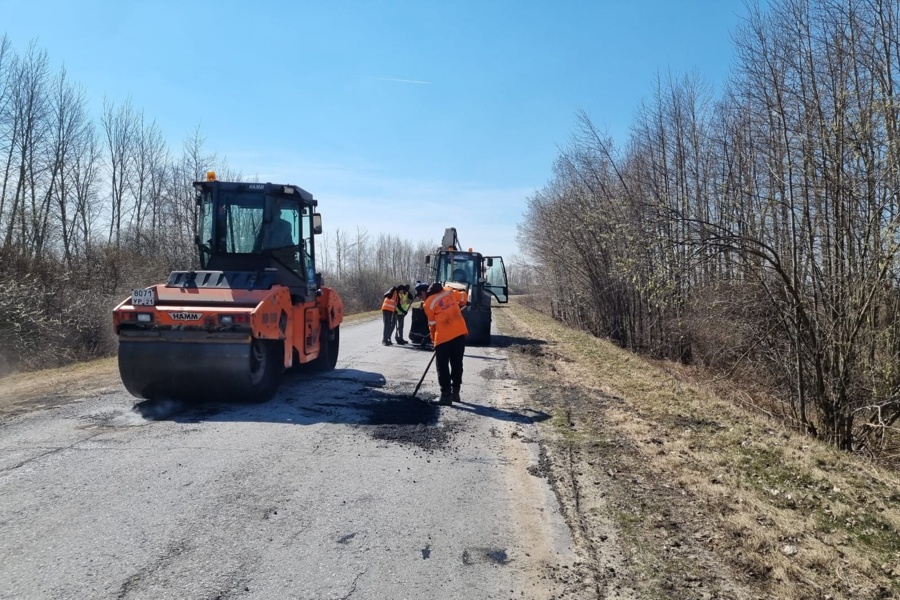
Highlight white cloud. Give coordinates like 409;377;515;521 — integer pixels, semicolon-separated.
371;77;432;85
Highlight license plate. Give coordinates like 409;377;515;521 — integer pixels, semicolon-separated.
132;288;155;306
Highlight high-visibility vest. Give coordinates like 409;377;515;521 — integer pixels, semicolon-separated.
381;290;398;312
395;291;411;316
424;289;468;345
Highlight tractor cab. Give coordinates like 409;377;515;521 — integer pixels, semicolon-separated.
431;250;509;303
194;175;321;299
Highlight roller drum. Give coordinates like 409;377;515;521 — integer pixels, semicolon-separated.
117;330;282;402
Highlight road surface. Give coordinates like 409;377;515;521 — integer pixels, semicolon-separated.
0;317;580;599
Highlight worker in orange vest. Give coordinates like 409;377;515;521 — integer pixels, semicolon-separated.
418;282;469;405
381;285;400;346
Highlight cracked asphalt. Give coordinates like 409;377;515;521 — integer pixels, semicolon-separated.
0;318;577;599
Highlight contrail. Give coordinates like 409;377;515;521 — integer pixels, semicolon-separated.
373;77;432;85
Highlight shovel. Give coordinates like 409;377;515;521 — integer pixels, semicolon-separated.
412;351;437;400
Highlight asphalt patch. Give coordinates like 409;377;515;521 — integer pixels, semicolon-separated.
371;422;452;451
363;395;438;426
360;392;457;451
133;398;189;420
461;547;510;565
133;398;234;423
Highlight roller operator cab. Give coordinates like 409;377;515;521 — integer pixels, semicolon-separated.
426;227;508;345
112;173;344;403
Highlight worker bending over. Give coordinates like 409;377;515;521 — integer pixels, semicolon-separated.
418;282;468;405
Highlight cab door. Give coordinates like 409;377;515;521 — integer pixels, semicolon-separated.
483;257;508;303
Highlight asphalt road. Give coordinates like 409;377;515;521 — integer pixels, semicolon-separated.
0;317;577;599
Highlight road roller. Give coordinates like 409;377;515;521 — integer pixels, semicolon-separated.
112;173;344;402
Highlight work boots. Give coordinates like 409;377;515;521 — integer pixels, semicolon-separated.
451;385;461;404
434;388;453;406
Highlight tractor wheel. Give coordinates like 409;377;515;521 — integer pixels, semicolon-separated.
466;318;492;346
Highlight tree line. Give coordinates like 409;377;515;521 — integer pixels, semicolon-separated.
0;36;222;374
0;35;467;375
521;0;900;455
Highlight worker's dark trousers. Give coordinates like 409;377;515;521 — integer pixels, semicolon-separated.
435;334;466;391
382;310;395;343
394;313;407;341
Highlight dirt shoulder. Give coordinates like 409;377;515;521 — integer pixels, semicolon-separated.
0;357;121;421
495;299;900;600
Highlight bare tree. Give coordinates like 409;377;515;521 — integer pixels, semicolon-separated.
128;112;168;244
0;34;15;232
69;120;101;264
101;97;137;248
2;42;50;258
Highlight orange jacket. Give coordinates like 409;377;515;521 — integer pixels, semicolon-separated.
381;289;398;312
424;288;469;345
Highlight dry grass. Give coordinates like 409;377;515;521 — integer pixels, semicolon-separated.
0;357;121;419
496;298;900;600
342;309;381;324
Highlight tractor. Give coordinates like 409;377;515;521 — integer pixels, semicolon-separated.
416;227;508;346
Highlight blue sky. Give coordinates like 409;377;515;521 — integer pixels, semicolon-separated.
2;0;753;260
